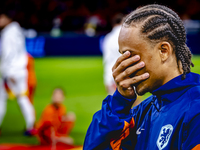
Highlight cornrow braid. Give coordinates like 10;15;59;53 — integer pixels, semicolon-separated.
123;4;194;79
136;4;187;42
142;4;187;42
142;16;168;33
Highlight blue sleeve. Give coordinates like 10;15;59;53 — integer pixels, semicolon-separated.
182;114;200;149
182;88;200;150
83;90;136;150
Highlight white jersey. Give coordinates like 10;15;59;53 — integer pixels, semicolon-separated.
102;25;122;86
0;23;35;130
0;22;28;78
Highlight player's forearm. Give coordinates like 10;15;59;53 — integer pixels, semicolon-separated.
83;90;136;149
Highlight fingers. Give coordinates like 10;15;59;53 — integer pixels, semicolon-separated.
112;51;150;98
112;54;140;78
112;51;131;72
118;73;149;89
115;61;145;82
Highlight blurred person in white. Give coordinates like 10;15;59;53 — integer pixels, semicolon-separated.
102;13;142;106
102;13;123;95
0;10;36;136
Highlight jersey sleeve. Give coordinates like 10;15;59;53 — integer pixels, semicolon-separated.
182;114;200;150
83;90;136;150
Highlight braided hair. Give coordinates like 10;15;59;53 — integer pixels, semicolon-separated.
123;4;194;79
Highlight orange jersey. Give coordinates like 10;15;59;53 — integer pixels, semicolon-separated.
37;104;74;145
37;104;66;132
27;54;37;103
27;54;37;87
37;103;75;145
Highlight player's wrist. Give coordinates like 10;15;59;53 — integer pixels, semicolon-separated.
114;89;137;102
109;89;136;118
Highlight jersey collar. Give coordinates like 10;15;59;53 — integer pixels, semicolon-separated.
151;72;200;104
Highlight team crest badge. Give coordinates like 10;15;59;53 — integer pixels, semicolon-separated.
156;124;173;150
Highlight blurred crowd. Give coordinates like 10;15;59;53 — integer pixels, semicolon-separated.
0;0;200;33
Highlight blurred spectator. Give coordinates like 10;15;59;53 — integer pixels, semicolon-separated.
102;13;123;95
1;0;199;34
27;53;37;104
24;28;37;38
37;88;76;146
101;13;142;106
84;15;106;37
0;10;36;135
50;17;62;37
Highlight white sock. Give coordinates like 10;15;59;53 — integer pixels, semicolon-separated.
17;96;35;130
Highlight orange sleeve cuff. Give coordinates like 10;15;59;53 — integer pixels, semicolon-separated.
192;144;200;150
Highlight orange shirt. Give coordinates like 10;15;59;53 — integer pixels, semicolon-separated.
27;54;37;86
37;104;66;132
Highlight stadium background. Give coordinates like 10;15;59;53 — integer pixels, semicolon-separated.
0;0;200;147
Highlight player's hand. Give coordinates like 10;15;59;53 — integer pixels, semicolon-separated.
112;51;149;99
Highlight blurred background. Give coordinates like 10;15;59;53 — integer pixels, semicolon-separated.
0;0;200;56
0;0;200;148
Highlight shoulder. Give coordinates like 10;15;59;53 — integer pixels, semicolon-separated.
2;22;23;38
187;85;200;100
43;104;54;114
187;85;200;109
184;85;200;122
182;86;200;149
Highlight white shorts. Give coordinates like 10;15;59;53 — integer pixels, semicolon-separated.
4;71;28;97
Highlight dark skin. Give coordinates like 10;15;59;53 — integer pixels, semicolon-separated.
112;26;182;99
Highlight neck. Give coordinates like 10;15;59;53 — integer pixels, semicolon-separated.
162;54;183;84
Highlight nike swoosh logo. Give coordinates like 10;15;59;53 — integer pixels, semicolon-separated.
136;128;145;135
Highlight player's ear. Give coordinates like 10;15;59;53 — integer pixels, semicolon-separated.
157;42;173;62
